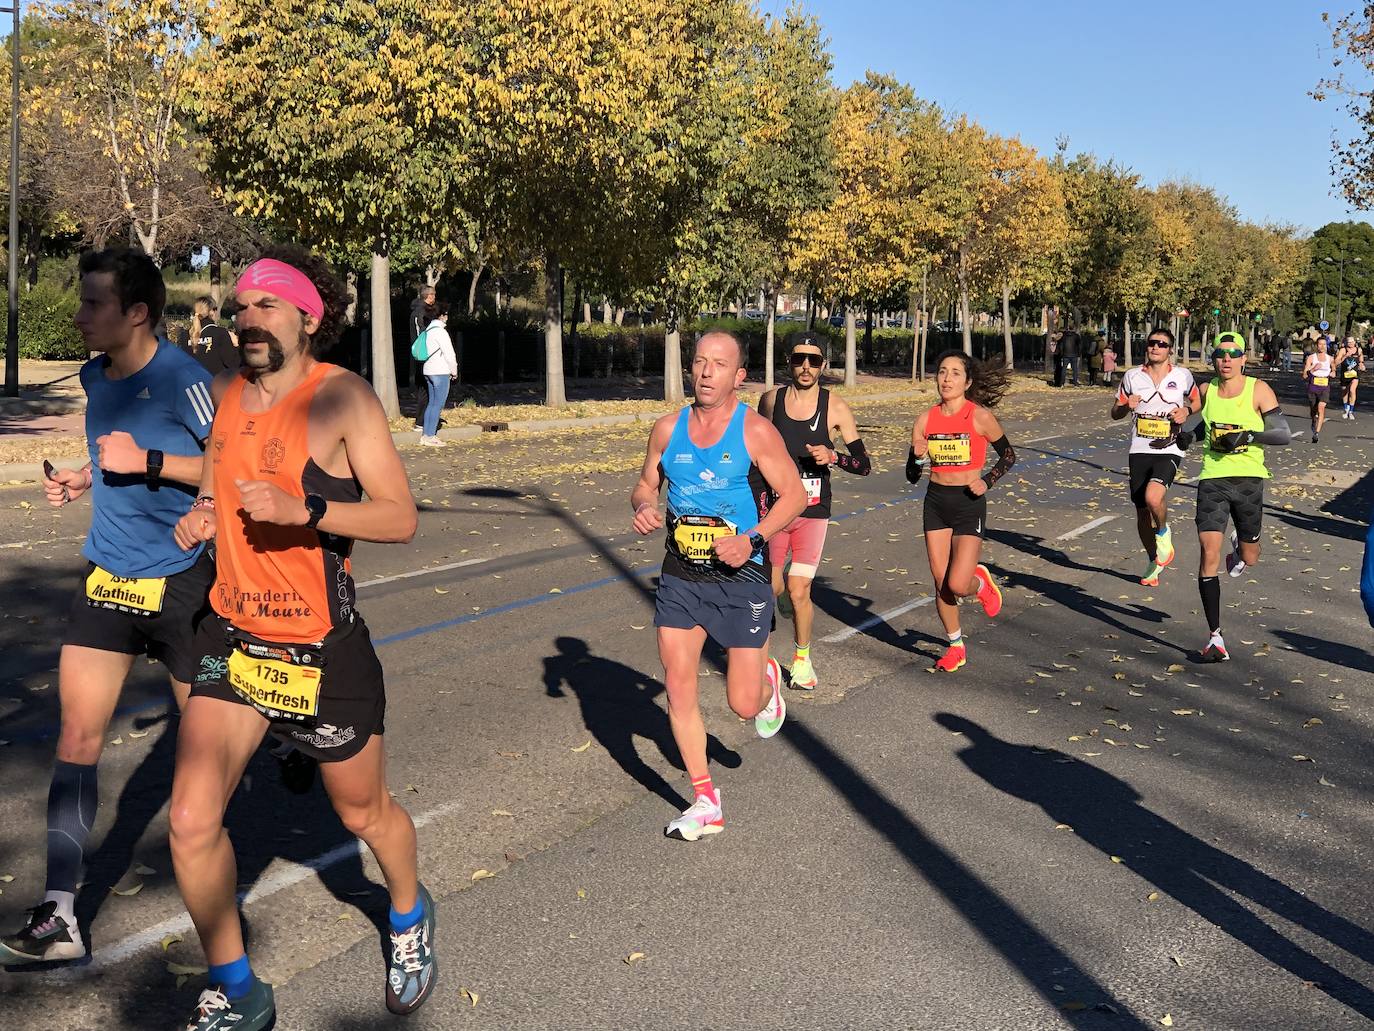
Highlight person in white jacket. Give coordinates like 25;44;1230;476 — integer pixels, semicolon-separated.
420;303;456;445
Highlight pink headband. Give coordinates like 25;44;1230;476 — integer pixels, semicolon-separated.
234;259;324;321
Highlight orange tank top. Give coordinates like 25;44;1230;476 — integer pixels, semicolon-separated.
210;363;361;643
924;399;987;473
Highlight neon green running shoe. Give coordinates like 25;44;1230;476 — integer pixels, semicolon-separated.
789;654;818;691
755;658;785;738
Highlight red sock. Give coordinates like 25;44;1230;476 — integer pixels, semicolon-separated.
691;773;717;805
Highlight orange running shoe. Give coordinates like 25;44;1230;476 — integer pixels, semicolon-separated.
974;564;1002;618
931;644;967;673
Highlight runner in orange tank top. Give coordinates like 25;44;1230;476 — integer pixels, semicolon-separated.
906;350;1017;673
168;246;437;1029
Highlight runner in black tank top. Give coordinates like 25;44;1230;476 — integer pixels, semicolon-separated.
758;332;871;690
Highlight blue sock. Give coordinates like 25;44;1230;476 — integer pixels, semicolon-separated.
208;954;255;1000
389;896;425;932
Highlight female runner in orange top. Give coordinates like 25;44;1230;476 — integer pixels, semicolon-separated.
906;351;1017;672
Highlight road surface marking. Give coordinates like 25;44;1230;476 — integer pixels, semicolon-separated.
355;556;490;589
1056;515;1118;540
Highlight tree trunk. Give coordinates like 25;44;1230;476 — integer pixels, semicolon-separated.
863;302;874;364
1123;311;1133;369
916;267;929;383
424;264;440;287
369;247;399;420
209;251;223;305
764;285;778;391
583;300;593;324
344;270;358;326
615;307;625;326
543;253;567;407
467;260;484;315
602;297;612;323
844;306;857;388
1043;305;1055;376
957;246;972;356
1182;319;1192;367
569;278;582;378
1001;280;1014;369
664;308;685;404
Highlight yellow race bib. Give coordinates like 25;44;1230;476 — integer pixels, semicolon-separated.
1344;369;1358;379
227;648;322;723
1134;415;1173;440
85;566;166;615
927;434;972;467
671;514;736;565
1313;376;1329;387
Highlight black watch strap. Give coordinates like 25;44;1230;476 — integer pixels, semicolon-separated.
145;448;164;488
748;531;766;554
304;493;327;529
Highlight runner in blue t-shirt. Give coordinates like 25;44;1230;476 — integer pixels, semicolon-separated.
0;249;216;967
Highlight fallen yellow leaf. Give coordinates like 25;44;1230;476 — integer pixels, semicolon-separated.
471;869;495;881
460;987;480;1007
160;933;184;952
571;740;592;753
625;951;646;964
110;882;143;896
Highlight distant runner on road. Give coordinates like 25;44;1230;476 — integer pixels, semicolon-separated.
631;331;805;841
1110;327;1200;586
1337;336;1364;420
170;248;435;1029
1178;332;1291;662
906;351;1016;673
1303;336;1334;443
758;330;870;691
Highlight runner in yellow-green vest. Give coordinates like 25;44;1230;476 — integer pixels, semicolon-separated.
1175;332;1291;662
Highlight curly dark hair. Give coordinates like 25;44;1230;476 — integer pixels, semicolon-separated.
934;349;1011;409
254;244;349;357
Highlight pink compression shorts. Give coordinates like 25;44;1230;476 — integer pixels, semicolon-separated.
767;516;829;579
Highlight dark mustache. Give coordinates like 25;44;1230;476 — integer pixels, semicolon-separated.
239;328;279;345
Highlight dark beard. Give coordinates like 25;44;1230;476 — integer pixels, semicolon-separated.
240;329;288;373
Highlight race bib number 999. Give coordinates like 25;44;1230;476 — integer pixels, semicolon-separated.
927;434;972;467
671;514;736;565
1134;415;1173;440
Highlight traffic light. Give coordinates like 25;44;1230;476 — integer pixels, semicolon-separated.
1253;312;1262;322
1210;307;1221;317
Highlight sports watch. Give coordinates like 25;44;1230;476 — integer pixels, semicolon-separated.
145;448;164;489
748;531;766;554
303;493;328;529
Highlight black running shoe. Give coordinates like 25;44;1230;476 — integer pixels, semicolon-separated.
275;747;318;795
0;900;84;964
183;979;275;1030
385;884;438;1014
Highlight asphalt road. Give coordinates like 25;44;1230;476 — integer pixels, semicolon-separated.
1;372;1372;1030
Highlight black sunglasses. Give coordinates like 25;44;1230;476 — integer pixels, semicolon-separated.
1146;340;1171;348
790;352;824;368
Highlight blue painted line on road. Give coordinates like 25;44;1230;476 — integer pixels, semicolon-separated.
4;444;1102;744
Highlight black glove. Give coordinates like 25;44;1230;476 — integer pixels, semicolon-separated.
1174;430;1193;451
905;447;924;484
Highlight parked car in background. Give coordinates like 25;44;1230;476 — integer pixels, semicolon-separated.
934;321;962;332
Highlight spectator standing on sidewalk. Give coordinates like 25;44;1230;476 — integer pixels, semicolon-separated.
1085;332;1103;386
1059;327;1081;386
1102;341;1117;387
419;302;456;446
410;285;436;429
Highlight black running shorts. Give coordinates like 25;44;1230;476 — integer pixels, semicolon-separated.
1195;476;1264;543
923;482;986;537
654;574;774;650
63;551;215;684
189;612;386;762
1309;386;1330;406
1128;453;1181;508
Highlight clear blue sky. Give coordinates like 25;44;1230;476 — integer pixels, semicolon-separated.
761;0;1363;232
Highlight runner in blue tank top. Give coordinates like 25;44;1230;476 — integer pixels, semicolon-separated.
631;331;806;841
1;249;216;967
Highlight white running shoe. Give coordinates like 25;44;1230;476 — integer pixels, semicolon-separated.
755;657;785;738
665;792;723;841
1225;531;1246;578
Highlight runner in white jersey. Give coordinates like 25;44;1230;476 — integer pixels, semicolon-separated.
1110;327;1200;586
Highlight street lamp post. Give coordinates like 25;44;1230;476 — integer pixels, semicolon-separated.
1324;253;1363;338
1;3;16;399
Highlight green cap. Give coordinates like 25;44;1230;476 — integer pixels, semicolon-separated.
1213;331;1247;350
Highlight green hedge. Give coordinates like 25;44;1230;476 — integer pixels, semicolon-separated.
0;282;84;360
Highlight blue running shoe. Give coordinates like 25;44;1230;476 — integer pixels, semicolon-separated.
386;884;438;1015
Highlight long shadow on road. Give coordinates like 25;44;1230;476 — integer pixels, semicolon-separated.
782;712;1148;1027
542;635;740;810
936;714;1374;1024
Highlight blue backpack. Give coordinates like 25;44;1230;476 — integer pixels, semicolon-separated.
410;329;431;362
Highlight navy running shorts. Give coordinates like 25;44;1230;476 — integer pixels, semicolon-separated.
654;573;774;649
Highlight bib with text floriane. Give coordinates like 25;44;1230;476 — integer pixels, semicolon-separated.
927;434;972;467
85;566;166;616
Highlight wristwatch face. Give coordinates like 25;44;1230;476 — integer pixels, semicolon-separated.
305;494;327;523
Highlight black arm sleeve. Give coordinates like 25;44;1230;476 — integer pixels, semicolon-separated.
1249;407;1292;446
833;437;871;476
981;436;1016;489
905;446;924;484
